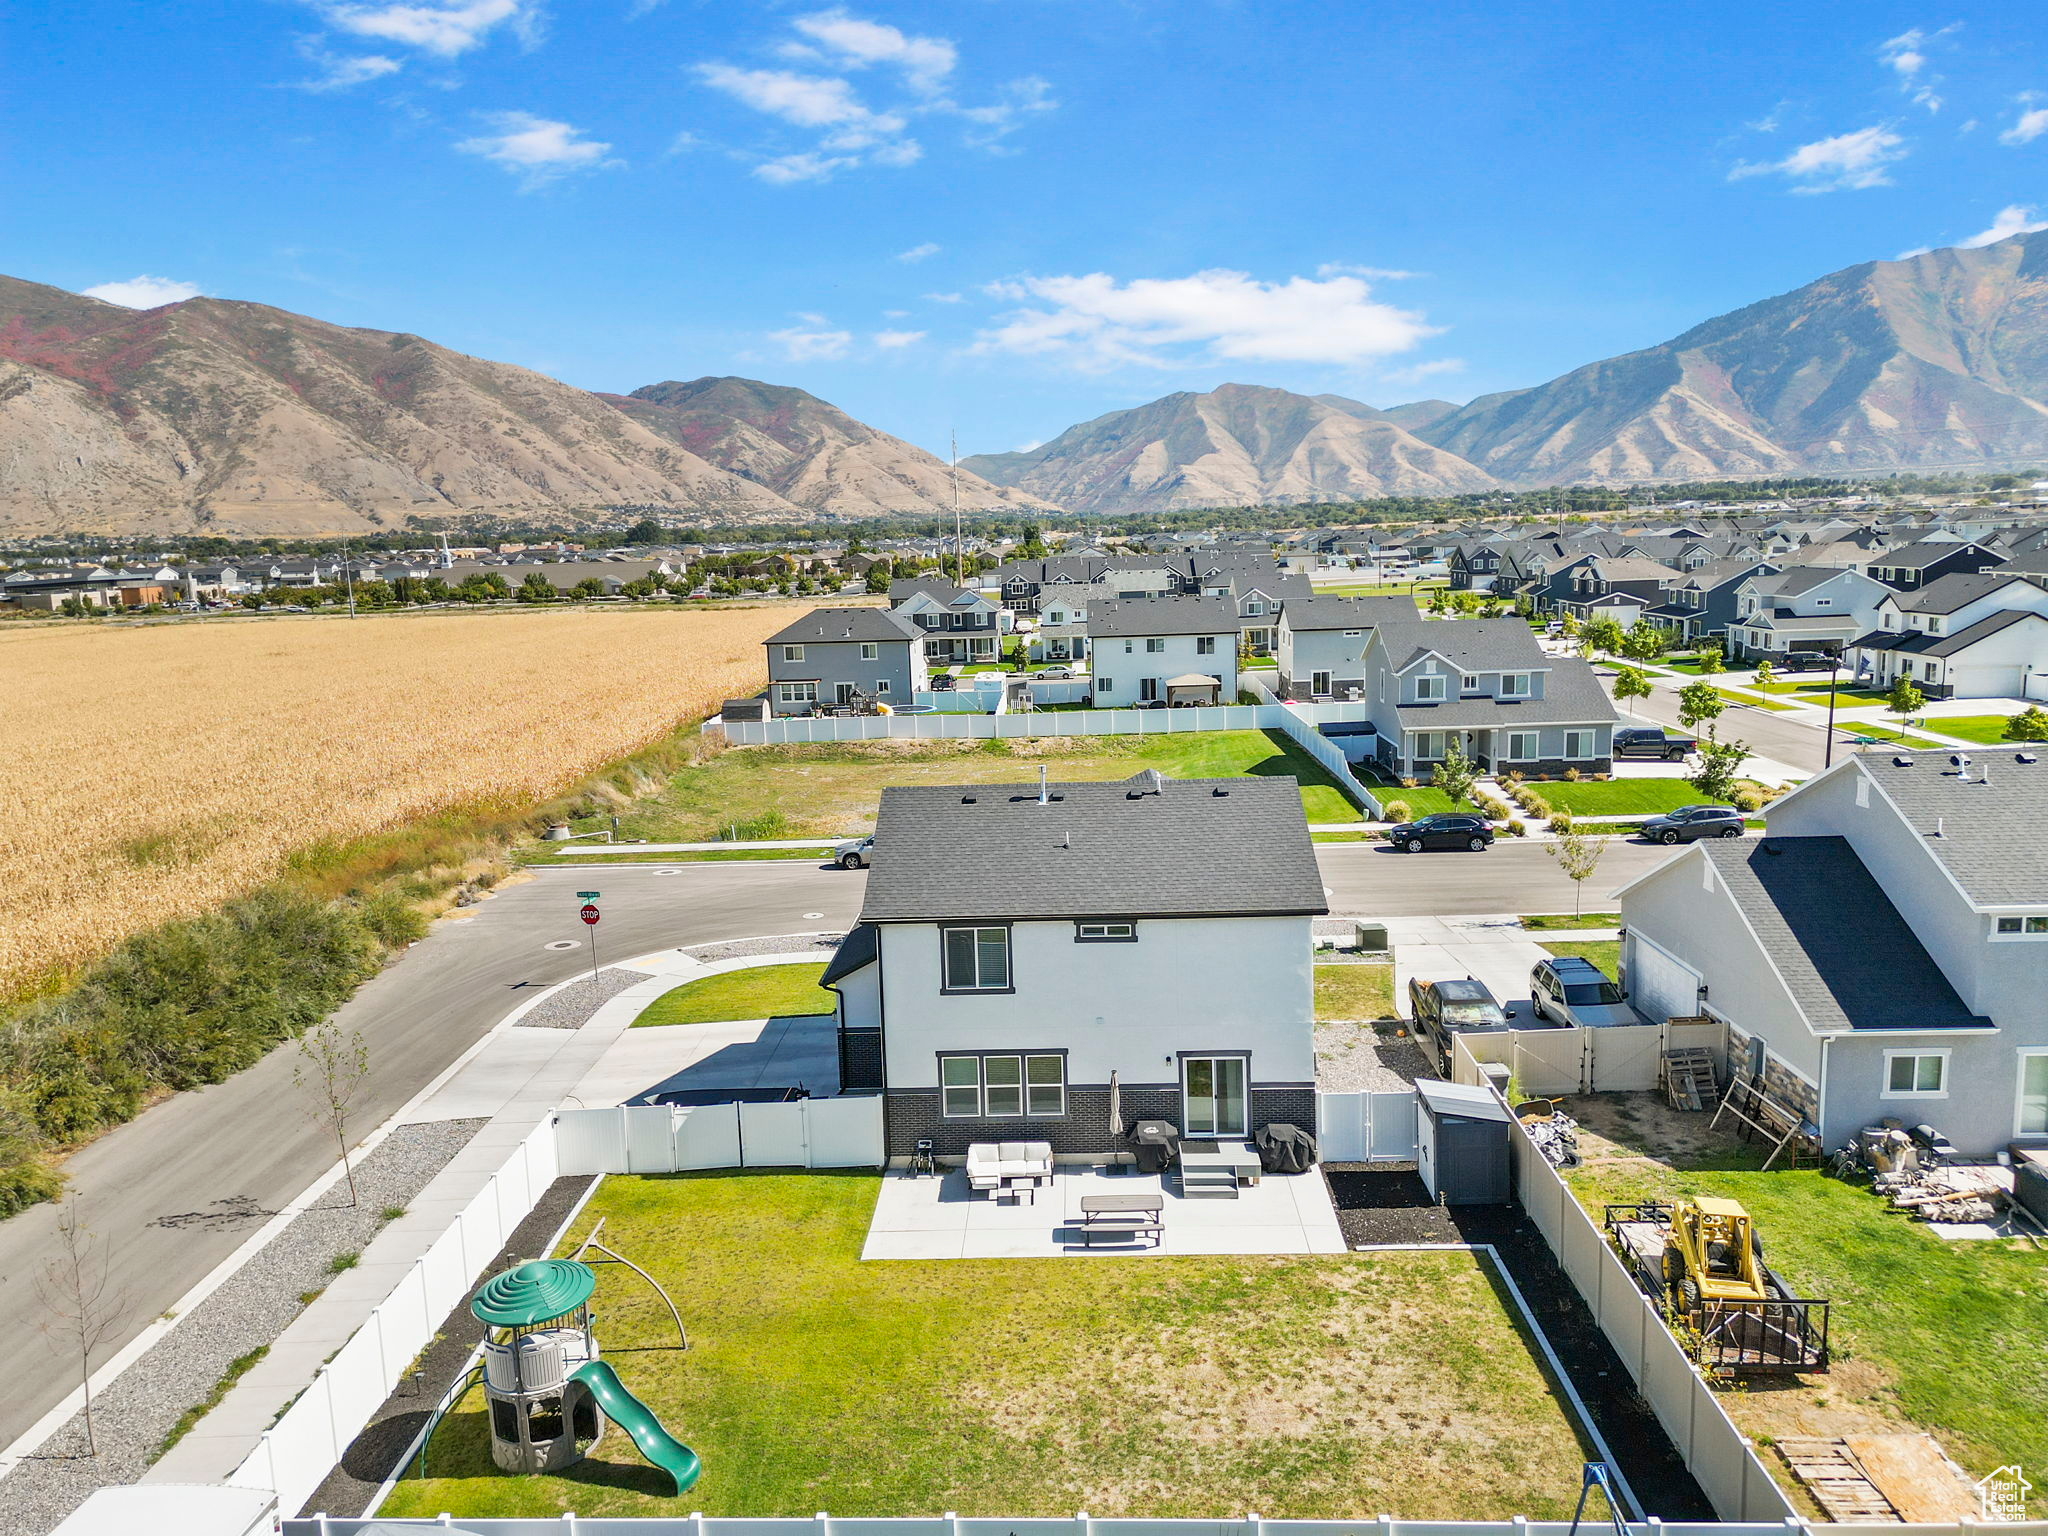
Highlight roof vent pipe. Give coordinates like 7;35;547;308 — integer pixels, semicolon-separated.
1038;766;1049;806
1934;816;1945;838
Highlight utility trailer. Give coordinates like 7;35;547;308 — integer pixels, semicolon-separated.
1605;1199;1830;1375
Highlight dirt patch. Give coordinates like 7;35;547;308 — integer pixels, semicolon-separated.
1562;1091;1752;1167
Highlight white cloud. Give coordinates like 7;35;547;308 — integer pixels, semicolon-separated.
1011;439;1042;453
1961;204;2048;246
80;275;203;309
896;242;941;263
770;325;854;361
2002;101;2048;145
1317;261;1420;280
1729;125;1906;192
456;112;614;186
786;10;955;93
923;291;964;303
294;46;403;90
319;0;535;58
942;75;1056;148
974;268;1440;371
1880;27;1952;112
696;63;919;176
1383;357;1466;387
872;329;925;349
755;151;858;183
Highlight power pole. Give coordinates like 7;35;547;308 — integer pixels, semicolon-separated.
951;430;964;588
341;535;357;618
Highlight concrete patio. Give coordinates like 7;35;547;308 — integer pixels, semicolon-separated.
862;1162;1348;1261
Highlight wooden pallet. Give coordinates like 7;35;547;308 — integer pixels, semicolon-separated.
1775;1438;1900;1522
1710;1070;1820;1168
1661;1047;1720;1111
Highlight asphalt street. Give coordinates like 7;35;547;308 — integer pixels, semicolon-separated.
1621;676;1864;776
0;841;1677;1447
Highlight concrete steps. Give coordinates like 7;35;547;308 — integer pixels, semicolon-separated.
1178;1165;1241;1200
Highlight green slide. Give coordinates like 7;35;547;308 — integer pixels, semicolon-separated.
569;1359;703;1495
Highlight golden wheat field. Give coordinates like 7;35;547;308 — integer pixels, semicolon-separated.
0;605;791;988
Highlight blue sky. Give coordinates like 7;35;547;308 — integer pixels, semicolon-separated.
8;1;2047;459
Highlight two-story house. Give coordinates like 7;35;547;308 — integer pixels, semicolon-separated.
1554;557;1685;628
890;580;1005;667
1274;594;1421;700
1616;749;2048;1155
1726;566;1893;659
1846;572;2048;698
1358;618;1618;778
1220;570;1313;655
1086;596;1239;707
762;607;927;715
1867;539;2007;592
821;772;1328;1160
1027;591;1090;664
1641;558;1782;645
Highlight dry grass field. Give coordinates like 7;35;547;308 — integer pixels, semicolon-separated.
0;606;787;989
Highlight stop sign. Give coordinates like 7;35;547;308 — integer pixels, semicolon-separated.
580;903;600;926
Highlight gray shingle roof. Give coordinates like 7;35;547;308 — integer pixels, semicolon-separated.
1891;571;2037;615
1373;617;1549;672
1391;652;1618;729
857;774;1328;923
1702;837;1989;1031
1858;749;2048;905
821;921;877;984
1087;595;1239;638
1851;608;2047;658
1280;594;1421;631
766;606;921;645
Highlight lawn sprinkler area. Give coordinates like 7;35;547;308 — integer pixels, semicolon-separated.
380;1170;1602;1520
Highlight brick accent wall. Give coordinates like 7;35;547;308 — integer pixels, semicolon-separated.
838;1027;884;1093
1727;1026;1818;1123
885;1082;1319;1158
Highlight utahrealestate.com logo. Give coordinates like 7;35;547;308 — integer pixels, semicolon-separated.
1977;1465;2031;1521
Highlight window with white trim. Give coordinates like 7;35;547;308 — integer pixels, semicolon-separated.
2019;1052;2048;1137
1500;672;1531;697
1994;915;2048;938
1506;730;1540;760
942;926;1011;991
1244;601;1263;615
1414;674;1447;701
875;679;890;694
1311;669;1332;695
781;644;805;662
860;642;878;660
1884;1050;1949;1097
1196;635;1216;654
1145;637;1165;652
1563;729;1594;759
1096;676;1113;694
1076;921;1136;941
774;681;817;705
1461;675;1480;691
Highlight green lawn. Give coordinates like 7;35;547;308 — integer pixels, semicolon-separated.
1837;722;1952;751
1779;680;1888;704
1711;687;1797;712
1538;939;1619;977
1315;961;1397;1019
1513;778;1724;814
1521;912;1621;931
561;728;1362;849
1568;1151;2048;1483
1241;654;1278;669
1916;714;2041;745
380;1172;1597;1519
1371;784;1469;817
633;963;835;1027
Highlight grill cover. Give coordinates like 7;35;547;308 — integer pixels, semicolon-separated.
1127;1118;1180;1174
1256;1122;1317;1173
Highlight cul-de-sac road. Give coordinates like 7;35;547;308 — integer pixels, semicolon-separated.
0;841;1678;1446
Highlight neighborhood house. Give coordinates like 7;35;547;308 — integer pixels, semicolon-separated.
763;607;927;715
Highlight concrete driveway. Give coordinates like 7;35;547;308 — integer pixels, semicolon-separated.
1389;914;1556;1019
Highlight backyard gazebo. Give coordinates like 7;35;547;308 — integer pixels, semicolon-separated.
1163;672;1222;706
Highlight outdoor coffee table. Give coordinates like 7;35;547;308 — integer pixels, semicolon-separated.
1078;1192;1164;1247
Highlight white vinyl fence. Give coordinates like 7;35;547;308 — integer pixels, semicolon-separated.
292;1519;1932;1536
553;1098;885;1174
1451;1037;1796;1524
1448;1021;1726;1098
233;1119;563;1519
1316;1089;1420;1161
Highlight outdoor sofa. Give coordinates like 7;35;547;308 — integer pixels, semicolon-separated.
965;1140;1054;1194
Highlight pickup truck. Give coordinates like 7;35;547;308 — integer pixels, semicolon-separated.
1612;727;1697;761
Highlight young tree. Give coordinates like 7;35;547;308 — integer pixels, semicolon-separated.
1431;736;1478;806
1687;735;1750;804
1751;659;1776;692
37;1198;127;1456
1583;615;1626;657
1676;679;1728;738
1544;821;1607;918
1621;624;1667;661
1610;664;1653;721
516;571;555;603
1694;645;1724;676
2004;706;2048;743
295;1023;371;1208
1887;675;1926;732
865;562;892;594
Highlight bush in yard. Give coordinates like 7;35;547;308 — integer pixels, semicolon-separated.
1731;786;1763;813
1507;819;1527;836
2004;706;2048;742
1383;799;1412;823
1547;809;1575;832
1562;766;1581;781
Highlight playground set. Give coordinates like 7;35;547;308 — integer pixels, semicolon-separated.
415;1222;700;1495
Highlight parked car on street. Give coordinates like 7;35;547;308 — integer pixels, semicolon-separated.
1637;805;1746;844
1408;977;1518;1072
1529;955;1637;1027
1782;651;1840;672
832;835;874;870
1612;727;1697;761
1035;665;1079;679
1383;812;1495;853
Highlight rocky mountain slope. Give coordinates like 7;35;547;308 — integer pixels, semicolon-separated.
602;376;1047;517
1415;231;2048;483
960;382;1500;513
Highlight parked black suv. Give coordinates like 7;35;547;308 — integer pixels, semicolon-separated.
1408;976;1515;1072
1384;812;1495;852
1637;804;1746;844
1782;651;1840;672
1612;727;1697;761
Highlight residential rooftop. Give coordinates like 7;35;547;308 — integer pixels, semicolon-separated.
1856;747;2048;906
765;606;922;645
1087;594;1240;638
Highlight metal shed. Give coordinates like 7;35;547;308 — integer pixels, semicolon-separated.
1415;1078;1512;1205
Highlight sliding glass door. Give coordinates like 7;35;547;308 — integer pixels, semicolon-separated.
1182;1056;1247;1138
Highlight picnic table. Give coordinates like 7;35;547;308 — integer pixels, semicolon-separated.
1078;1192;1164;1247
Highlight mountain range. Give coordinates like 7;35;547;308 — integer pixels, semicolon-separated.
2;229;2046;533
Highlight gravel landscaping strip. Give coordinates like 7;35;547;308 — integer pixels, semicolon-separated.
680;933;844;964
513;967;647;1029
1316;1024;1430;1092
0;1119;484;1536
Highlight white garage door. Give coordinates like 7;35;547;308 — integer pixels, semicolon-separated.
1629;934;1702;1025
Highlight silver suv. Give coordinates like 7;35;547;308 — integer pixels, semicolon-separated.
1529;956;1637;1027
832;835;874;870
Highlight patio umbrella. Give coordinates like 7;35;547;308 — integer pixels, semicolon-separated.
1108;1069;1124;1138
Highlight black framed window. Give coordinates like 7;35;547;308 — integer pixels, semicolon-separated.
942;925;1011;991
1075;921;1136;942
938;1053;1065;1117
